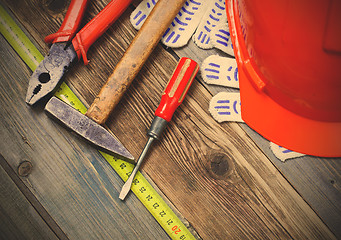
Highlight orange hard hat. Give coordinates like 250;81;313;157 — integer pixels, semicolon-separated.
226;0;341;157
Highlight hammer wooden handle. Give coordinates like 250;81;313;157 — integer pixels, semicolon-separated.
86;0;187;125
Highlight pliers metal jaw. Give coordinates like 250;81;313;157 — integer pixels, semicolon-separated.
26;42;77;104
26;0;132;105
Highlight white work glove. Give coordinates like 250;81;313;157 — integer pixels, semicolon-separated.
130;0;234;56
131;0;304;160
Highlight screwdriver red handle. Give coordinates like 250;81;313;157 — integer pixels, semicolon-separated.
120;57;199;200
71;0;132;64
155;57;199;122
45;0;89;43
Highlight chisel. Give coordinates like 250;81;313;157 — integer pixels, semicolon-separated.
119;57;199;200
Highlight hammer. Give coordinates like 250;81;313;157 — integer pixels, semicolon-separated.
45;0;187;162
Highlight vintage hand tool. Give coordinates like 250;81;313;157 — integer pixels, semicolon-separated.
119;57;199;200
26;0;132;105
44;0;186;161
0;5;197;238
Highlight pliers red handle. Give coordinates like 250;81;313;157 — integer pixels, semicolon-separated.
44;0;88;44
26;0;132;105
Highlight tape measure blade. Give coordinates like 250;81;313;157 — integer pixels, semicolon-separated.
102;153;197;240
0;5;44;71
0;5;197;239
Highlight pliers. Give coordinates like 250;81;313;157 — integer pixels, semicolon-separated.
26;0;132;105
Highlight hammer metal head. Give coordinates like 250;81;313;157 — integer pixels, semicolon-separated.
45;97;134;163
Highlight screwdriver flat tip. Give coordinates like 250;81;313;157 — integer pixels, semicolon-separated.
119;177;134;200
119;137;155;200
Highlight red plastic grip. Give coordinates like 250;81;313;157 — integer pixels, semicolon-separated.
155;57;199;122
45;0;89;44
71;0;132;65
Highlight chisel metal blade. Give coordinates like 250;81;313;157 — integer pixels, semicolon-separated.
45;97;134;163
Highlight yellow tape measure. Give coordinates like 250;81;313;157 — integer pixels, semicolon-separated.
0;5;196;240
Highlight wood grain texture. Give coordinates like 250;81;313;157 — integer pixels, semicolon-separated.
170;9;341;240
86;0;187;124
1;0;339;239
0;159;58;240
0;35;170;239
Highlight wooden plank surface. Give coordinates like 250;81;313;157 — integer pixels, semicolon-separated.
0;35;170;239
0;0;340;239
0;156;58;240
172;12;341;240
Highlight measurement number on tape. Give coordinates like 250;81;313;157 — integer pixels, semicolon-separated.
0;4;196;240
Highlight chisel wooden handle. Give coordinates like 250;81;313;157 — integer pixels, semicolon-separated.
86;0;187;125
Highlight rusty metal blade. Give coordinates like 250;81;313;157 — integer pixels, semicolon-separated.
45;97;134;162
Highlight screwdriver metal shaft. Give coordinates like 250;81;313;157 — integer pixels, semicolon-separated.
119;137;154;200
119;57;199;200
119;116;168;200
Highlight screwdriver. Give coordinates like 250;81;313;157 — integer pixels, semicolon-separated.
119;57;199;200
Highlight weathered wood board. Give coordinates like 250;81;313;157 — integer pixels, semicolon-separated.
0;35;170;239
171;8;341;240
0;0;340;239
0;158;58;240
